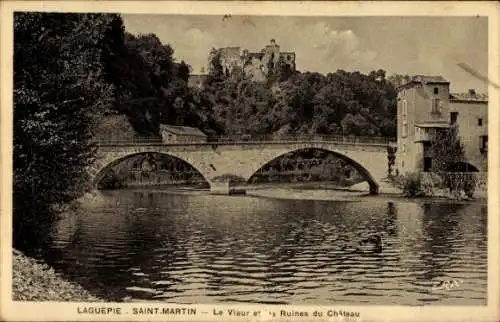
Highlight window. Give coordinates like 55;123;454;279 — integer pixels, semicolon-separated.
450;112;458;125
402;144;406;152
434;87;439;95
431;98;441;114
480;135;488;153
478;118;483;126
423;141;432;157
424;157;432;172
402;121;408;138
402;100;407;117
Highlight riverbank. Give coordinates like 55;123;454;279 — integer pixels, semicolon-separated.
82;180;486;204
12;249;103;302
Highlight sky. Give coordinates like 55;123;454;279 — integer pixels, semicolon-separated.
122;15;488;93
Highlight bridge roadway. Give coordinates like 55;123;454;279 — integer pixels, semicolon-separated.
91;136;394;195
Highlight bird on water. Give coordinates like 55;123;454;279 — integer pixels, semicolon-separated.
338;233;384;254
356;234;383;253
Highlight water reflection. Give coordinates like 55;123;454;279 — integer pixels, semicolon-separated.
39;190;487;305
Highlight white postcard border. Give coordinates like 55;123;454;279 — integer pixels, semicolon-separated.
1;1;499;321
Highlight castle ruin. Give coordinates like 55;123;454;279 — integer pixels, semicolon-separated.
210;39;296;82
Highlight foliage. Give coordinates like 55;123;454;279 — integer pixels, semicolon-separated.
207;48;225;83
440;173;477;199
195;68;397;138
98;169;126;190
400;172;426;197
396;171;478;199
429;125;466;172
428;125;476;196
13;12;116;249
101;20;217;137
387;74;411;87
94;114;136;141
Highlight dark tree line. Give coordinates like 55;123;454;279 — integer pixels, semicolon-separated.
13;13;116;249
201;56;398;138
100;17;221;137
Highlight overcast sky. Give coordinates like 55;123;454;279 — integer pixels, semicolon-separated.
122;15;488;93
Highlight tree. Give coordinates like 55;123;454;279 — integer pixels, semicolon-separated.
387;74;411;87
13;13;116;249
429;125;466;172
175;60;191;82
207;48;225;83
428;125;473;194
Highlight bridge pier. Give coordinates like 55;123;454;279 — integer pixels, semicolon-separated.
369;184;379;195
210;181;230;195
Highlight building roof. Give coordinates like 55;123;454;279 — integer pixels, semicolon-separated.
450;91;488;103
160;124;207;137
397;75;450;90
410;75;449;84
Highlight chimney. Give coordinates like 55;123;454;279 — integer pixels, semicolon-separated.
270;38;276;45
468;89;476;97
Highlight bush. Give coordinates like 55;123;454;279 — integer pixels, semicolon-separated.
463;177;476;198
400;172;426;197
98;169;126;190
440;172;477;199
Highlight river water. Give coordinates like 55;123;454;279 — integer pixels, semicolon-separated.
39;189;487;305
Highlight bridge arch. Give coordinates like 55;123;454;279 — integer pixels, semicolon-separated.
245;147;380;194
92;152;211;189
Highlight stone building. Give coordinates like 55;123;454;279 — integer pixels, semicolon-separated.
207;39;296;82
396;75;488;174
159;124;207;144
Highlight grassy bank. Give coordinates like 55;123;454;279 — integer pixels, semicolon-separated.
12;249;103;302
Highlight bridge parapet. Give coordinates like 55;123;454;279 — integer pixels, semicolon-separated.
94;135;395;147
207;134;393;145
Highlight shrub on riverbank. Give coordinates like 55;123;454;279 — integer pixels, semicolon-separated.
399;172;426;197
12;249;103;302
392;171;480;199
98;169;127;190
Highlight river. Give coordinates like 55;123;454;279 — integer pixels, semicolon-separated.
37;188;487;305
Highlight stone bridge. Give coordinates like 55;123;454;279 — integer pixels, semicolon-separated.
90;138;392;194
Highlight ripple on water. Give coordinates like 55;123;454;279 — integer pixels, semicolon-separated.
42;191;487;305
